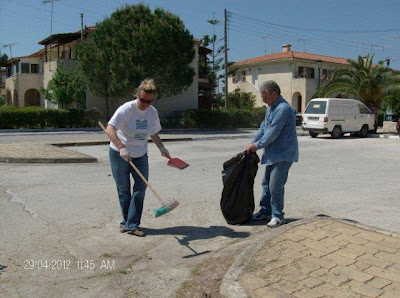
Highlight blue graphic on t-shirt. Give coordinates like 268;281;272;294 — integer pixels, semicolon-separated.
136;119;148;130
134;133;147;140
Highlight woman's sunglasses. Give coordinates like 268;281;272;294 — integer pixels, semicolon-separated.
139;97;154;104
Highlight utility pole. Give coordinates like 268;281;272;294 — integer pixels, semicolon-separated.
81;13;84;40
224;8;228;108
43;0;62;35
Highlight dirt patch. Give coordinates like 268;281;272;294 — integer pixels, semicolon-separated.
174;240;251;298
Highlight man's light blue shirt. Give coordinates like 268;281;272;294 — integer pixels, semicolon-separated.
252;96;299;165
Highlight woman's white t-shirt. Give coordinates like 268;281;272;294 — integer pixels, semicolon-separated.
108;99;162;158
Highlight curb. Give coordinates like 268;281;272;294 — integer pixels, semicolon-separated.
0;157;97;163
219;214;400;297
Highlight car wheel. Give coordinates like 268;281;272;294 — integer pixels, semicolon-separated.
309;131;318;138
360;125;369;138
331;126;342;139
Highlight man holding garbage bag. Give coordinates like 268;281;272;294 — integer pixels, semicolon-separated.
246;80;298;228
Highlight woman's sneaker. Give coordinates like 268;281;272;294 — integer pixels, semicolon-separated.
267;217;285;228
252;210;271;221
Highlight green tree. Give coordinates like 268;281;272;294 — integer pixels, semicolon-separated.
226;88;255;110
313;54;400;112
76;4;195;119
0;53;8;67
40;66;86;108
202;33;224;95
381;90;400;115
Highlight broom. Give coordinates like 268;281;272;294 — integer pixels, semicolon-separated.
99;122;179;217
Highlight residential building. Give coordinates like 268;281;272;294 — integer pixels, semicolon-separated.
228;44;351;113
1;68;6;99
5;28;211;117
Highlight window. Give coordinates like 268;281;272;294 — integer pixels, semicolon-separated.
305;101;327;114
298;66;314;78
13;63;19;75
322;69;334;80
242;70;246;82
358;104;370;114
21;63;30;73
232;72;237;83
6;66;12;77
31;64;39;73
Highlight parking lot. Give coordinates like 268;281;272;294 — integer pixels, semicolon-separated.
1;135;399;297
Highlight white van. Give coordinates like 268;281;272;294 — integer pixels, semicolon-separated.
302;98;376;138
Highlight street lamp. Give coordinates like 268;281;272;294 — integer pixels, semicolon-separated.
317;59;322;88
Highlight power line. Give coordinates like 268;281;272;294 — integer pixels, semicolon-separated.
228;14;399;56
229;11;400;34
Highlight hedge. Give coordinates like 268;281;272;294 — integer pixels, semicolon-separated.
0;106;97;129
161;107;267;129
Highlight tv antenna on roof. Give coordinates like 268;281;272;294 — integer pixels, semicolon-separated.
43;0;62;35
262;35;268;55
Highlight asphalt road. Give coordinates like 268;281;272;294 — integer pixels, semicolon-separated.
1;135;399;297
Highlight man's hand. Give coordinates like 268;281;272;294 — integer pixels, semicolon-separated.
160;146;170;158
246;143;258;153
119;148;130;162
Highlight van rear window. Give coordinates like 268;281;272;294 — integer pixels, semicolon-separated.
305;101;327;114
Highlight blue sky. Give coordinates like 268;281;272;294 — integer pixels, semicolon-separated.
1;0;400;69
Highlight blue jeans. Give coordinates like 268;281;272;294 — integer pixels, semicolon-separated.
259;161;292;219
109;148;148;230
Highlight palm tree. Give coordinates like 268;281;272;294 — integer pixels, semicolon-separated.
314;54;400;112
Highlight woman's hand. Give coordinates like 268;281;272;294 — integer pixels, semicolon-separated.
119;148;130;162
160;146;170;158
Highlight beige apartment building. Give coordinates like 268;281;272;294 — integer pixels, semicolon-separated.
1;68;6;99
228;44;351;113
5;29;211;117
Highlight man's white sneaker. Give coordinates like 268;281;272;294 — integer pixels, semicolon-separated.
267;217;285;228
252;211;271;221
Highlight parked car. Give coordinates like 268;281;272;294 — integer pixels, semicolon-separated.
302;98;375;138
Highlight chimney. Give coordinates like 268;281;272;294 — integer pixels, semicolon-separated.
282;44;292;52
362;56;367;65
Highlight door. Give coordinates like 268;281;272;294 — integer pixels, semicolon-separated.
343;103;359;131
358;103;373;129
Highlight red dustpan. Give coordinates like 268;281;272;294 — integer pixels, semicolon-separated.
167;156;189;170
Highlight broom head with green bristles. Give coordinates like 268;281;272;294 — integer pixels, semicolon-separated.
154;199;179;217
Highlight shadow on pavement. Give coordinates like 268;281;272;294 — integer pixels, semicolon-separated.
240;217;302;226
142;225;250;259
142;225;250;240
0;264;7;276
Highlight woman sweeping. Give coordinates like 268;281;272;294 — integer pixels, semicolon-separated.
105;78;170;237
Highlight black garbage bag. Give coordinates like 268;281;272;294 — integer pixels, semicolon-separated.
221;151;260;225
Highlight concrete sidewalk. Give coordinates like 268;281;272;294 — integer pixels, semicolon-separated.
0;128;398;163
220;216;400;298
0;129;261;163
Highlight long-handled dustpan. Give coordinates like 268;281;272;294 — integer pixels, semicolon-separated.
99;122;179;217
167;156;189;170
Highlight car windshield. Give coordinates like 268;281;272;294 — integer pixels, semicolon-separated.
305;101;327;114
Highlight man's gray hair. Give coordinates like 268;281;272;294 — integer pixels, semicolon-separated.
259;80;281;96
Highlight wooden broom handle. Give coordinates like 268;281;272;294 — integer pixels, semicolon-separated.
98;121;166;206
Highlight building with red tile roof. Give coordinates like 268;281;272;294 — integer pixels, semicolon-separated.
228;44;352;113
